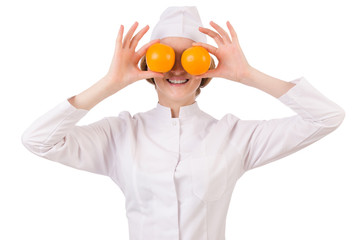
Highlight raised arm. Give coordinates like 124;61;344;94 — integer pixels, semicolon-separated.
22;22;163;175
193;21;344;173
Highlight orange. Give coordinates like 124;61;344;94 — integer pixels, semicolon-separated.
181;46;211;75
146;43;175;73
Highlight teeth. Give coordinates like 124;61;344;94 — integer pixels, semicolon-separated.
168;79;188;84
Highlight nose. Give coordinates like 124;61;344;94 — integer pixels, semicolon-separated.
170;57;184;74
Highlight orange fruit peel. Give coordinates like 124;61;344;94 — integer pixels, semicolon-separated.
181;46;211;75
146;43;175;73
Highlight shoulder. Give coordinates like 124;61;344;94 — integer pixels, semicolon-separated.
100;111;137;133
196;109;260;135
215;112;262;132
202;110;251;125
199;109;218;122
105;108;157;126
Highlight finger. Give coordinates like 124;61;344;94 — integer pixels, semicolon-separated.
130;25;150;50
192;42;218;56
198;26;224;46
123;22;139;48
136;39;160;59
226;21;238;41
210;21;232;44
196;68;218;79
116;25;124;48
139;70;164;80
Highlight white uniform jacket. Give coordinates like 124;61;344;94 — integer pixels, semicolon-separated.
22;77;345;240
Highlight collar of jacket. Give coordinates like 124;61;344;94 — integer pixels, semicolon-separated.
155;101;201;119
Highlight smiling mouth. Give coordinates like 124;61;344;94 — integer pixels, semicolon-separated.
167;79;189;85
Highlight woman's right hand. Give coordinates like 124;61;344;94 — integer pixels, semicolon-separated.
105;22;164;91
69;22;162;110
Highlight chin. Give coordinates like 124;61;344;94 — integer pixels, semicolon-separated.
159;92;196;104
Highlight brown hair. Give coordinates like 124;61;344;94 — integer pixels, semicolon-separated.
139;56;216;98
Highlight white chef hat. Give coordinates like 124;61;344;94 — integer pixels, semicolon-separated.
150;6;207;43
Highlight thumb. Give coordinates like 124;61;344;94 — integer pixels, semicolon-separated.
139;70;164;80
196;68;218;79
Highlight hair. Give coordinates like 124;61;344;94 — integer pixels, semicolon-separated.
140;56;216;98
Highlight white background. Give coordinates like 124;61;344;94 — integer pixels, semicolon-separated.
1;0;361;239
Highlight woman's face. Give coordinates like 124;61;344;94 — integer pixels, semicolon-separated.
153;37;202;107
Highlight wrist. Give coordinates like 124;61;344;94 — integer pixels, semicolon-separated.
237;65;256;86
102;74;129;95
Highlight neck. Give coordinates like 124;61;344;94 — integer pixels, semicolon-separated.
171;106;180;118
158;99;196;118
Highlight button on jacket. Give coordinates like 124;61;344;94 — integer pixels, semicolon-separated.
22;77;345;240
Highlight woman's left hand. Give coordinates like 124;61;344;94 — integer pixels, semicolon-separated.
193;21;251;84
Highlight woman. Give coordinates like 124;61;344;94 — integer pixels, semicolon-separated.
22;6;345;240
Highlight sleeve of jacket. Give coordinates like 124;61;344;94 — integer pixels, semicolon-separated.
21;99;118;176
236;77;345;172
